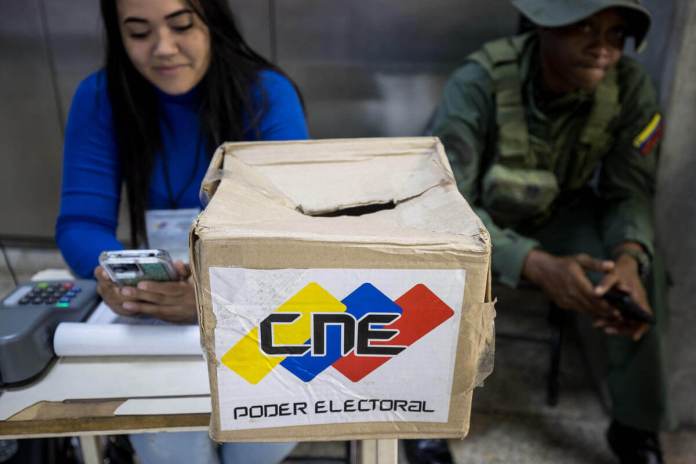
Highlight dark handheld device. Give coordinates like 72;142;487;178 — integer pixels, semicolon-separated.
603;287;655;325
0;279;99;386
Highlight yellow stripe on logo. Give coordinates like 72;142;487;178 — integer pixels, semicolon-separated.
633;113;662;148
221;282;347;384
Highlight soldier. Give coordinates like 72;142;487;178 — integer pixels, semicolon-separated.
406;1;669;463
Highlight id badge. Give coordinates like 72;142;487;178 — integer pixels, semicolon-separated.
145;208;200;263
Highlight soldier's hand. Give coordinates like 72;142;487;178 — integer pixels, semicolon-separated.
522;250;618;318
593;254;652;341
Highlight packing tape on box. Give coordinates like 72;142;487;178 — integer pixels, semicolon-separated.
199;156;307;212
471;301;496;389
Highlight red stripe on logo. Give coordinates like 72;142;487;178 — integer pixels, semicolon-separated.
332;284;454;382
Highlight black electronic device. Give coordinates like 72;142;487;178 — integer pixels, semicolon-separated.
603;287;655;325
0;279;99;386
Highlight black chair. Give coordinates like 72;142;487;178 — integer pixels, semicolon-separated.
494;283;566;407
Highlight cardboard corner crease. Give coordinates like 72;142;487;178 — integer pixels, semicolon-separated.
189;137;495;442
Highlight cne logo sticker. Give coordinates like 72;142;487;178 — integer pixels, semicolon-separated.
221;282;454;384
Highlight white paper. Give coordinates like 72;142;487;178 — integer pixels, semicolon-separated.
86;301;172;325
0;356;209;421
30;269;73;281
0;272;209;421
146;208;200;263
86;301;120;324
114;396;212;416
53;323;202;357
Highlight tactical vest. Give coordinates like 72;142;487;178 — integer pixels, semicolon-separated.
468;33;621;227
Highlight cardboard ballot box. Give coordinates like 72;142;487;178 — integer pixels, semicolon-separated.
190;137;495;442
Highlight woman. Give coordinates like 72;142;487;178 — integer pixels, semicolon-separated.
57;0;307;320
56;0;307;462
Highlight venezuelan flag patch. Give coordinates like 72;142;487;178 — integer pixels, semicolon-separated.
633;113;663;156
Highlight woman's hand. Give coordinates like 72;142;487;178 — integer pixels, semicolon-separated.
94;261;197;324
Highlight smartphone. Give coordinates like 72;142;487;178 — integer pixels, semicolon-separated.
602;287;655;325
99;249;179;286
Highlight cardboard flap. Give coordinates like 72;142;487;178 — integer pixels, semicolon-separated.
199;145;226;206
222;137;453;215
195;138;490;252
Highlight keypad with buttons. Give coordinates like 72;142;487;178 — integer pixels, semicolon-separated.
16;282;83;308
3;280;92;310
1;279;99;385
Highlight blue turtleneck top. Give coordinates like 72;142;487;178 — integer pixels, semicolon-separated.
56;69;308;278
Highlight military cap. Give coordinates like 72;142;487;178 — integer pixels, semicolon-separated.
511;0;651;50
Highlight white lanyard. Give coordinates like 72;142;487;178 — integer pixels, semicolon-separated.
145;208;200;263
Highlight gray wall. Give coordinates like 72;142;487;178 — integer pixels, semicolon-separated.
0;0;67;239
0;0;680;230
0;0;272;241
654;1;696;428
274;0;517;138
0;0;518;241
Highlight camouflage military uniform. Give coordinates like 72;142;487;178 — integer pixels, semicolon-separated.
431;31;669;431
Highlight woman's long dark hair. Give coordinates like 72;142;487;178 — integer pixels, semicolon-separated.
100;0;300;247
